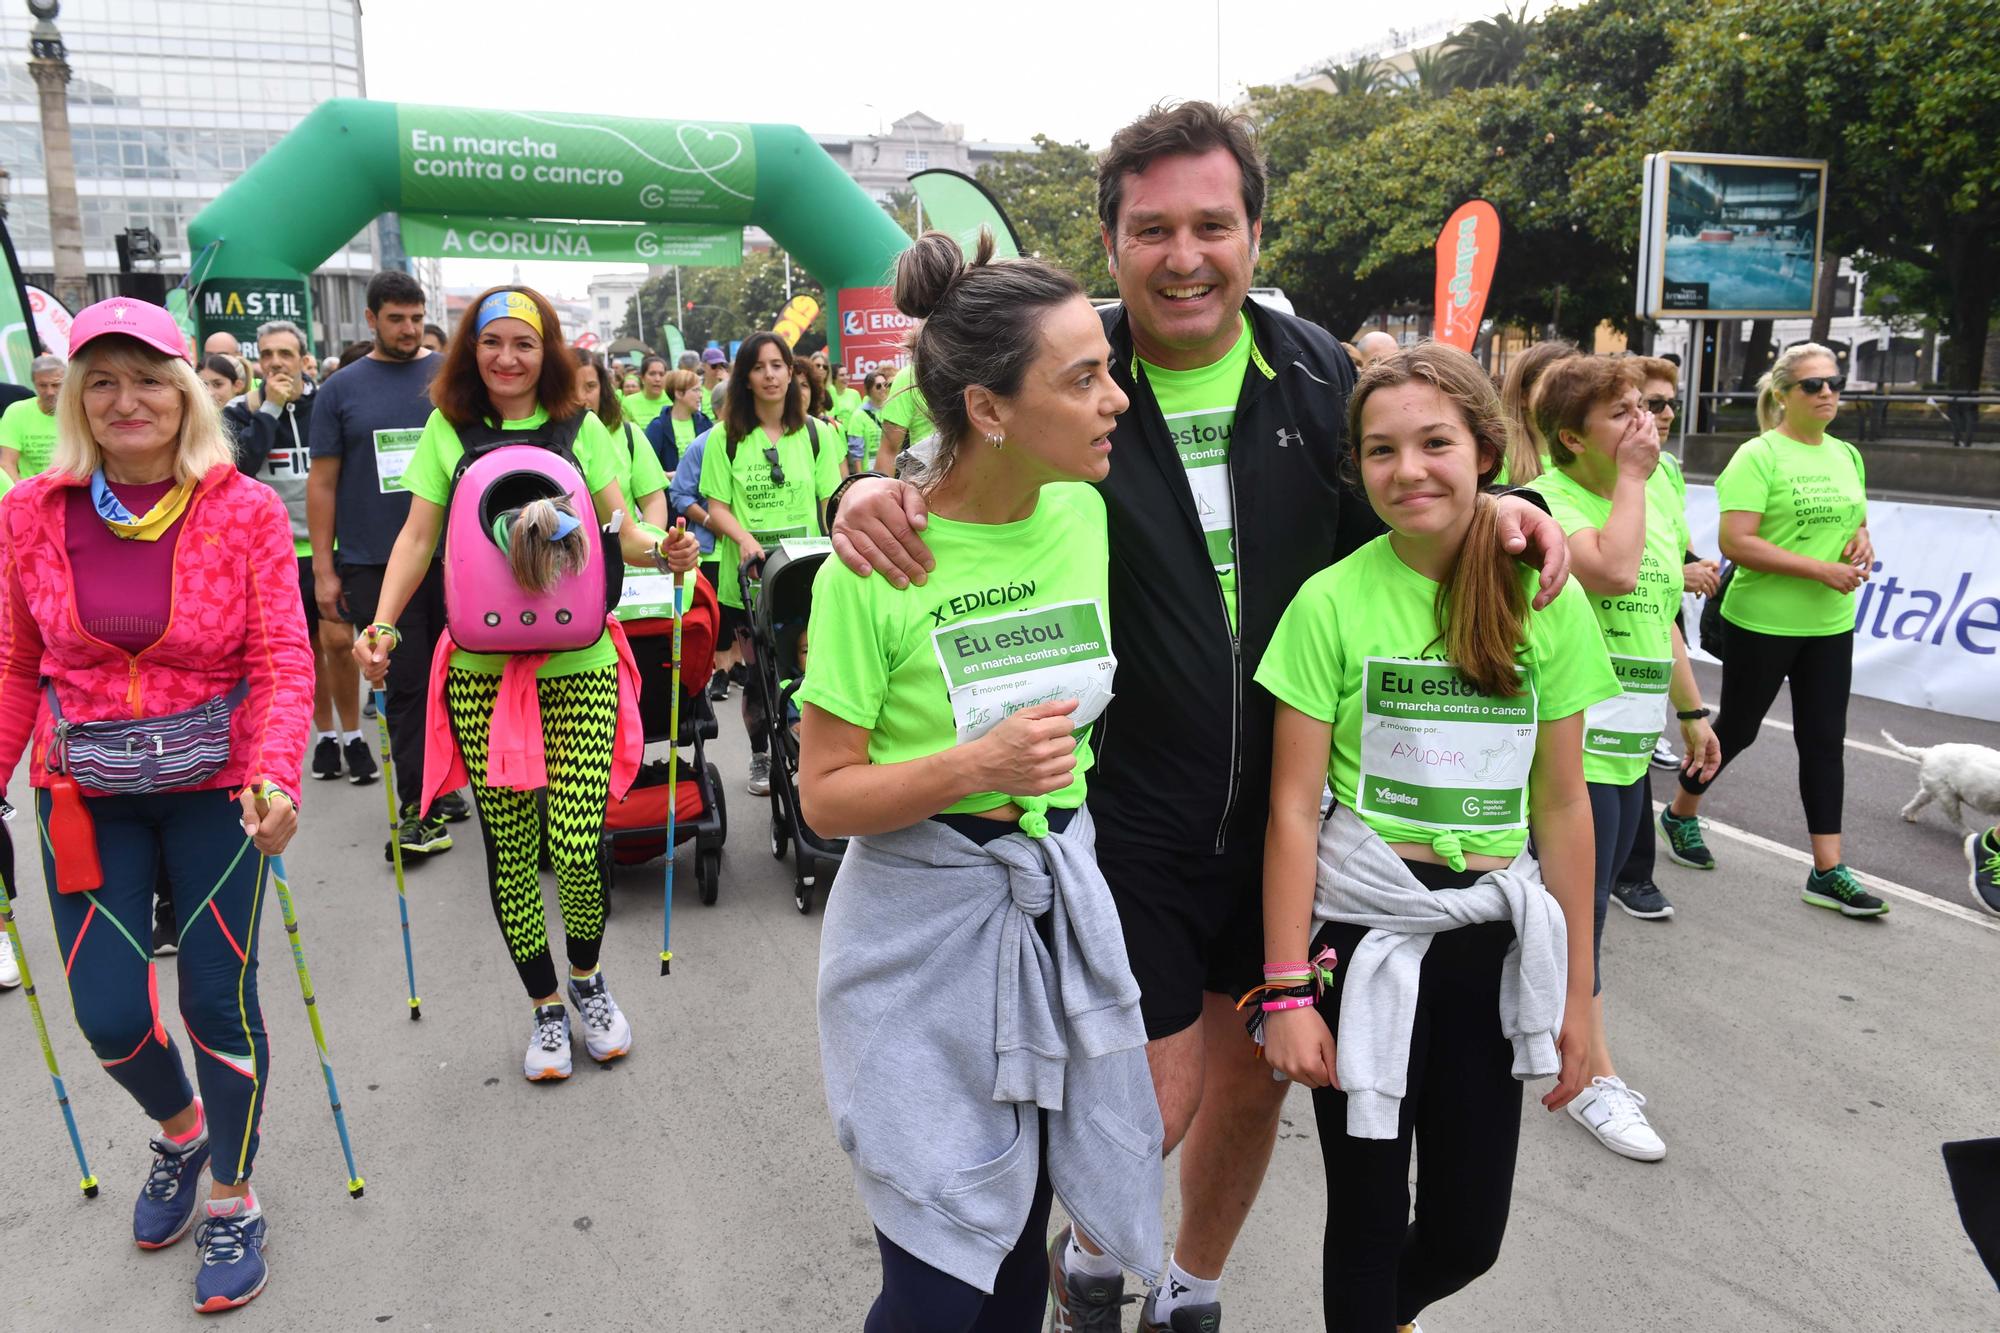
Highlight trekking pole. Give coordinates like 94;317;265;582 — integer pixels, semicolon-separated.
266;852;364;1198
661;560;686;977
0;804;99;1198
370;686;422;1020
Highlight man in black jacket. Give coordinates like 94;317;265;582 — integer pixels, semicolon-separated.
829;101;1569;1330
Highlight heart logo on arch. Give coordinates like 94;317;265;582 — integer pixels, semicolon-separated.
675;124;743;177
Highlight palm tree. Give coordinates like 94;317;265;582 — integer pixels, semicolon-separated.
1320;55;1392;98
1441;4;1536;89
1400;47;1457;99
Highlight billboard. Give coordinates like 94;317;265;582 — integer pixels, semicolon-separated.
835;286;914;381
1635;153;1828;319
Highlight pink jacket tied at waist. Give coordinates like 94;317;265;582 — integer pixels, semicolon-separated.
420;615;643;815
0;466;312;804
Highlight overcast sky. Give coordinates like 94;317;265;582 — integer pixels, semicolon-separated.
359;0;1517;297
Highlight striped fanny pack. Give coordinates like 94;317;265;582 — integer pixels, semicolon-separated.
44;678;248;795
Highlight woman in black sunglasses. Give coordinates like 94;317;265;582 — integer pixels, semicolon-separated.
698;330;843;796
1660;341;1885;918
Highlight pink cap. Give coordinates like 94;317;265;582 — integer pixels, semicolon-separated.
67;297;192;363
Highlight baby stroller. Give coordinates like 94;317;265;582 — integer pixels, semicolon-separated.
599;568;729;906
741;541;847;915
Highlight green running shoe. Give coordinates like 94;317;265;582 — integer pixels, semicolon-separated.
1802;863;1888;918
1963;828;2000;918
1658;809;1715;870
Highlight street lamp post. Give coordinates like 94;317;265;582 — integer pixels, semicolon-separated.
26;0;87;313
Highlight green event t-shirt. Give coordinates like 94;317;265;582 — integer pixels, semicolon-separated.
401;406;624;680
880;364;933;446
698;419;844;609
0;399;59;478
670;413;697;460
620;390;671;434
1255;534;1618;868
798;483;1113;826
606;418;669;505
1714;430;1867;637
1137;312;1255;632
1534;460;1691;785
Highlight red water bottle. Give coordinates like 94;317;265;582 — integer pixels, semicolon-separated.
45;772;102;895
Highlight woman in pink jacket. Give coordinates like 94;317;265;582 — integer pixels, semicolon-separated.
0;298;310;1314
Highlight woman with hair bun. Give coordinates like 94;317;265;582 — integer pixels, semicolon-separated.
799;232;1163;1329
355;286;698;1082
1659;342;1882;916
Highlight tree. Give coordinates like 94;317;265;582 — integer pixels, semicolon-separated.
976;135;1115;297
618;247;823;350
1400;48;1457;101
1636;0;2000;389
1322;57;1393;99
1441;5;1536;90
1263;84;1634;342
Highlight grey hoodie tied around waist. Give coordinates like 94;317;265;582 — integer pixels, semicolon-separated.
1313;804;1569;1140
817;803;1164;1293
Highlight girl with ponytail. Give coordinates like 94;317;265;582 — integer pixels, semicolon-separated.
1256;342;1618;1332
798;232;1165;1328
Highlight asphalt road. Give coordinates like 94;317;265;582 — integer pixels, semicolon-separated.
1;695;1995;1331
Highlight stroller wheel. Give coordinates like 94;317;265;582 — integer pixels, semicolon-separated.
706;762;727;844
697;847;721;906
770;810;790;861
794;858;815;915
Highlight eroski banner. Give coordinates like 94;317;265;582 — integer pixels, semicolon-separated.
1682;484;2000;722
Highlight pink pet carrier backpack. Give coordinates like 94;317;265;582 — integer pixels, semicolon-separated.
441;414;621;653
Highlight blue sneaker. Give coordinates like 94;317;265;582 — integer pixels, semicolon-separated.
134;1131;211;1250
193;1195;268;1313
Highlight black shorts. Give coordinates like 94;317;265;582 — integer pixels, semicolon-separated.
1099;837;1265;1041
297;556;319;635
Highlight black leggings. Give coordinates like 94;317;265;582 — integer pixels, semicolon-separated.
1586;777;1649;994
864;1116;1053;1332
1311;862;1522;1333
1678;625;1851;835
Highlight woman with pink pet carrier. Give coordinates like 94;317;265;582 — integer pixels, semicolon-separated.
353;286;698;1082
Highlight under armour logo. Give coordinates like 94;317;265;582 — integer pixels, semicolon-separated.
1275;427;1303;448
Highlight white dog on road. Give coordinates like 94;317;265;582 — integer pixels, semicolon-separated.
1881;731;2000;833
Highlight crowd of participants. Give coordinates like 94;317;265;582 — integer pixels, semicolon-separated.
0;95;1993;1328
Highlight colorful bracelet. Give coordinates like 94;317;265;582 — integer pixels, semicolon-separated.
1259;996;1316;1013
366;621;403;648
1263;960;1311;976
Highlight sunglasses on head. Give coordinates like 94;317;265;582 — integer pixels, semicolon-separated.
761;446;785;487
1795;375;1845;395
1642;395;1676;414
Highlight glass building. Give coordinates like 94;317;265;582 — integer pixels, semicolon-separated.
0;0;377;352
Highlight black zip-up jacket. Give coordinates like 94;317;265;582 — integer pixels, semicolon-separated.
1088;299;1378;855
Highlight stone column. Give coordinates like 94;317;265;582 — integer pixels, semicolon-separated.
28;1;88;313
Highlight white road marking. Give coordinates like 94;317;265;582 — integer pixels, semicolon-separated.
1653;801;1999;935
1759;717;1916;764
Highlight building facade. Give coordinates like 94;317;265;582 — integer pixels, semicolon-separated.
813;111;1032;203
0;0;377;353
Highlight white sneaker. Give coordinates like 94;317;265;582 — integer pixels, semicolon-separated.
524;1003;572;1081
1567;1075;1666;1161
565;971;632;1063
1650;738;1680;770
0;938;19;989
746;753;772;797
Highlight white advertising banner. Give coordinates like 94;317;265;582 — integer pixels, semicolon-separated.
1682;484;2000;722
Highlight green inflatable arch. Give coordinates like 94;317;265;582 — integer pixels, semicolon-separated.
186;99;911;355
